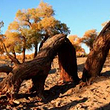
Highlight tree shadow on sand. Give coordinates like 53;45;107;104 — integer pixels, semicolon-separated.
77;63;85;72
15;82;77;103
0;82;79;109
49;68;57;74
45;97;88;110
101;71;110;77
44;82;77;103
0;97;88;110
95;103;110;110
93;70;110;83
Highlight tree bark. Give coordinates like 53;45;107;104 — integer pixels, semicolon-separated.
22;47;25;63
58;38;80;84
39;34;49;50
1;40;20;65
0;34;67;100
12;49;16;59
33;44;38;58
82;21;110;82
22;44;26;63
22;36;26;63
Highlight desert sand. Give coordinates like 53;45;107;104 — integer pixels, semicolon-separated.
0;57;110;110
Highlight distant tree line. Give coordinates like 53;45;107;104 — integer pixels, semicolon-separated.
0;1;70;63
0;1;104;62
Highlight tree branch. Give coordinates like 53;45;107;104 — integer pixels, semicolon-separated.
0;39;20;65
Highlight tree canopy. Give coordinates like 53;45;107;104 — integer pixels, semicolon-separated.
0;21;4;54
3;1;70;62
68;35;85;55
80;29;98;50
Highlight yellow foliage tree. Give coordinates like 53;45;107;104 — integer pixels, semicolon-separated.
81;29;98;51
5;1;70;62
0;21;4;54
5;31;21;58
68;35;85;56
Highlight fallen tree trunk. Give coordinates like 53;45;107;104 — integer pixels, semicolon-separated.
0;34;67;100
82;21;110;82
58;38;80;84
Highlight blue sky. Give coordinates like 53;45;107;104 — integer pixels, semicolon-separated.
0;0;110;53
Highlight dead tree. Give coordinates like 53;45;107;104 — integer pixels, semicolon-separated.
82;21;110;82
58;38;80;84
0;34;68;100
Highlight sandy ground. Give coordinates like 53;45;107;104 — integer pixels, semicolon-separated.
0;57;110;110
